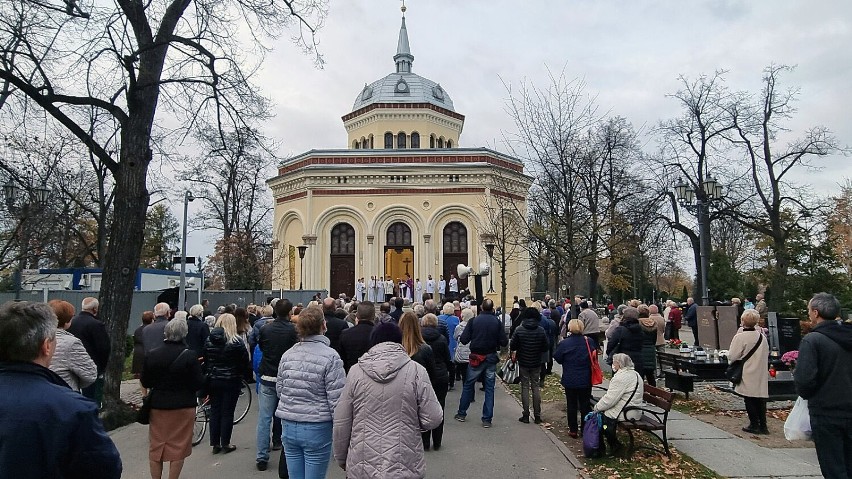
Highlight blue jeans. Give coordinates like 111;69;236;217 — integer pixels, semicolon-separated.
282;420;333;479
457;353;497;422
256;383;279;463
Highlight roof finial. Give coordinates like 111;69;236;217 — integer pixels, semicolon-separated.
394;0;413;73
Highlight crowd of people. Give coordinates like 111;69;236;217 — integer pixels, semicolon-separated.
0;290;850;478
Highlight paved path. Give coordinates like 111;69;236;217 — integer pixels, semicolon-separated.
112;380;580;479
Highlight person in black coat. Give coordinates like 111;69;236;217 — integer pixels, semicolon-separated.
553;318;597;437
203;314;251;453
67;297;111;402
322;297;350;354
606;307;644;377
0;301;122;479
141;318;205;478
339;302;376;373
510;307;549;424
186;304;210;358
421;313;451;450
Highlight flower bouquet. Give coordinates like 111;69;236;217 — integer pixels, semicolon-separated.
781;350;799;370
665;339;683;349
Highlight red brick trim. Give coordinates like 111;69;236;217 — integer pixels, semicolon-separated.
312;187;486;196
276;191;307;203
493;190;527;202
342;102;465;122
278;154;523;176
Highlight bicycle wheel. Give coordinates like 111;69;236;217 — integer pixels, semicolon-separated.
233;380;252;424
192;403;208;446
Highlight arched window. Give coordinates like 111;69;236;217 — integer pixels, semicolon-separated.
352;140;358;149
387;222;412;247
397;132;407;149
447;139;453;148
443;222;467;253
369;134;374;149
438;137;445;148
331;223;356;254
430;134;435;148
411;132;420;148
384;132;394;149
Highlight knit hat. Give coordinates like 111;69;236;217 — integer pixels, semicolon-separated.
369;322;403;347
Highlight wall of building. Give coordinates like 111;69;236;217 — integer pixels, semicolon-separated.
345;110;462;149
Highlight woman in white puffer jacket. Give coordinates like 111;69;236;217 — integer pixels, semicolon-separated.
593;353;643;456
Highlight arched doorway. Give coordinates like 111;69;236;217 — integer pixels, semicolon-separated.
330;223;355;298
443;221;468;295
385;222;414;296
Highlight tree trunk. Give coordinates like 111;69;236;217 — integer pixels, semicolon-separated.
100;125;151;416
587;259;599;301
769;240;789;311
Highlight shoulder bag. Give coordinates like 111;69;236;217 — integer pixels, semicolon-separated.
137;348;192;425
725;334;762;385
585;336;603;385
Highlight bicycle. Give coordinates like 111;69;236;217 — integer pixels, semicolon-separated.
192;379;253;446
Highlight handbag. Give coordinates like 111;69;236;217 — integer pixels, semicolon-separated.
136;392;152;425
585;337;603;385
783;397;811;441
582;411;603;457
498;359;520;385
725;334;763;385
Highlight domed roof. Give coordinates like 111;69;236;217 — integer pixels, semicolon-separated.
351;15;455;113
352;72;454;112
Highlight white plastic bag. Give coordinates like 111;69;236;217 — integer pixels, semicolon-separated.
783;397;811;441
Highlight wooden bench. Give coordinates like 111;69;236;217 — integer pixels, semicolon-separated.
657;351;697;398
619;384;675;458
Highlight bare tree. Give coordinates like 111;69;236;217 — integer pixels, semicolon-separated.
725;65;842;310
0;0;325;416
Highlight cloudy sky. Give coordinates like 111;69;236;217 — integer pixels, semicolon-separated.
187;0;852;259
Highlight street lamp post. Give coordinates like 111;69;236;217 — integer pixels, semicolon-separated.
4;180;50;300
484;242;495;293
674;175;723;306
178;190;194;311
297;245;308;290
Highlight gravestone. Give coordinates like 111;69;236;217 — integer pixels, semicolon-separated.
767;313;802;355
697;306;719;349
716;305;739;350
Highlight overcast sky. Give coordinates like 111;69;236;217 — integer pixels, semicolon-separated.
186;0;852;263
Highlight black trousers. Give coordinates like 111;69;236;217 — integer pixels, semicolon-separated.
601;415;622;453
811;414;852;479
564;387;592;433
422;380;448;448
209;379;240;447
743;396;767;429
448;362;456;388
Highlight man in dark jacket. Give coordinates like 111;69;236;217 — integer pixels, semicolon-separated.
510;307;549;424
389;297;404;323
683;297;699;346
0;301;122;478
606;307;645;377
143;302;172;355
186;304;210;358
339;301;376;372
67;296;111;403
255;299;299;472
794;293;852;479
455;299;508;428
323;297;350;354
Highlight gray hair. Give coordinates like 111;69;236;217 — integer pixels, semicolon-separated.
154;302;171;317
421;313;438;327
164;318;188;342
611;353;634;369
548;299;556;308
442;302;455;315
173;310;188;321
413;304;425;318
810;292;841;321
81;297;99;312
189;304;204;318
0;302;57;362
424;299;438;314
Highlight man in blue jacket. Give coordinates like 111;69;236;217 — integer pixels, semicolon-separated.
454;299;508;428
0;301;121;479
794;292;852;479
683;297;699;346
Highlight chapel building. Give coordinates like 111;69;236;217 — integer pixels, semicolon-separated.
268;8;532;304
